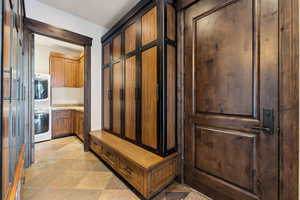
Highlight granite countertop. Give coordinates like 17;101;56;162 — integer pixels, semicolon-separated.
51;104;84;112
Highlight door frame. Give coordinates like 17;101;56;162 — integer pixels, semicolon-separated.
23;18;93;152
176;0;299;199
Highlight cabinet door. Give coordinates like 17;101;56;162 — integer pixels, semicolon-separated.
124;56;136;141
112;62;122;135
52;111;73;138
50;56;64;87
103;67;111;130
64;59;77;87
141;47;157;149
78;113;84;141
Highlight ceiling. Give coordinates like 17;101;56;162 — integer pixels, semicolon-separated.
35;34;84;52
36;0;140;28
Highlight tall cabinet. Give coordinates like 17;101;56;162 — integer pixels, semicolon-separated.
102;0;176;157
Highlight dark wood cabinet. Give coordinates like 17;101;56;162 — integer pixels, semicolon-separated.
73;111;84;141
52;110;74;138
101;0;176;157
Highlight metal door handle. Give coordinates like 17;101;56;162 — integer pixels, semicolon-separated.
251;126;271;133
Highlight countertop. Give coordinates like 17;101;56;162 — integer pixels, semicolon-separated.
51;104;84;112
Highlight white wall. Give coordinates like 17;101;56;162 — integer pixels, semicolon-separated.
35;43;84;105
26;0;108;130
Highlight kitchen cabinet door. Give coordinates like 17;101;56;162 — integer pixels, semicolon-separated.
78;55;84;88
52;111;73;138
50;56;64;88
64;59;77;87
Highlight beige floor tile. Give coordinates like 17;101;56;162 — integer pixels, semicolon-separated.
185;192;211;200
76;171;113;190
47;171;86;189
98;190;139;200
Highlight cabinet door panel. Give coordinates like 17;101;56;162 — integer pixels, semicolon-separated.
125;23;137;54
141;47;157;149
142;7;157;46
125;56;136;141
112;35;121;61
52;111;73;138
112;62;122;135
103;44;111;65
50;56;64;87
103;67;111;130
64;59;77;87
78;56;84;88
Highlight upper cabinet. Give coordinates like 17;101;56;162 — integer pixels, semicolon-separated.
50;52;84;88
101;0;176;157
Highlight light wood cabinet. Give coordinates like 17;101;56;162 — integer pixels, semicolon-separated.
101;1;176;157
50;52;84;88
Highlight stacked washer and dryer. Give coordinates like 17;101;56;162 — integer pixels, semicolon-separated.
34;73;52;142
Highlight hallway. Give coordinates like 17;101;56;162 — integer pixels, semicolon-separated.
21;137;210;200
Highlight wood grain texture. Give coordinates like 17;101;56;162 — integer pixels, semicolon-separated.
50;56;64;88
167;4;176;41
167;45;176;150
49;52;79;60
125;56;136;140
141;47;157;149
142;6;158;46
279;0;299;199
89;130;178;199
103;67;111;130
112;62;122;134
64;58;77;87
183;0;279;199
125;23;137;54
52;110;74;138
78;54;84;88
24;18;92;46
103;43;111;65
113;34;121;60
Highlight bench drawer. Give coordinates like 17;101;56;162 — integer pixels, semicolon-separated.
102;145;118;168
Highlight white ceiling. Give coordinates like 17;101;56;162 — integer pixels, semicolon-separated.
35;34;84;52
36;0;140;28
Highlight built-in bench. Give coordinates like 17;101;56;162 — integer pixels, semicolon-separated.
89;130;178;199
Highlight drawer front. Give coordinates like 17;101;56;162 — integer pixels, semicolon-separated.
119;156;143;190
53;110;72;119
90;139;102;156
102;145;118;168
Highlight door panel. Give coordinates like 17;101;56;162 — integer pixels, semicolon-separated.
125;23;137;54
50;56;64;87
103;67;111;130
141;7;157;46
112;35;121;61
112;62;122;135
141;47;157;149
184;0;278;199
64;59;76;87
125;56;136;141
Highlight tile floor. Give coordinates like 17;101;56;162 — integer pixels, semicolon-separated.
22;136;211;200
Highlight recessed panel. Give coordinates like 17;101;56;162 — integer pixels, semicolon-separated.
125;23;137;54
113;62;122;134
103;44;111;65
142;7;157;46
194;0;253;116
141;47;157;149
103;67;111;130
195;126;256;191
125;56;136;141
113;35;121;60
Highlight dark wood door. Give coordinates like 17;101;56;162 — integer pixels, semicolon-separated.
184;0;279;200
103;67;111;130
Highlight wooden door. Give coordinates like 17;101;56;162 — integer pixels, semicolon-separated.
124;56;136;141
112;62;122;135
64;58;76;87
141;47;157;149
183;0;278;200
52;111;73;138
103;67;111;130
50;56;64;87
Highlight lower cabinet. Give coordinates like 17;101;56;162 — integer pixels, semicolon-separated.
73;111;84;141
52;110;73;138
90;130;178;199
52;110;84;140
